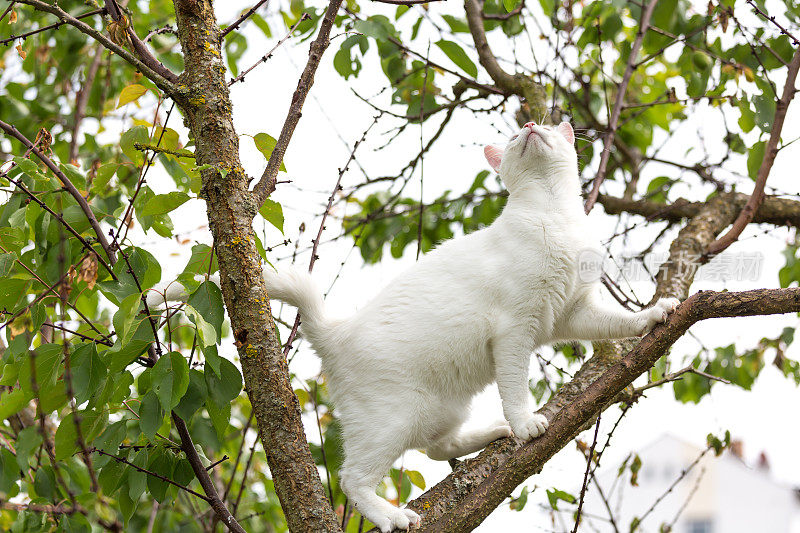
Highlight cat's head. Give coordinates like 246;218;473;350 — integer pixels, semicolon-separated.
484;122;576;192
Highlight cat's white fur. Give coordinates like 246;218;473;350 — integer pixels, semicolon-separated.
148;122;679;532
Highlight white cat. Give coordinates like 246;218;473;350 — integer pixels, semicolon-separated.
149;122;679;532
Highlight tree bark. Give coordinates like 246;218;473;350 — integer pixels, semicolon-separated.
171;2;341;531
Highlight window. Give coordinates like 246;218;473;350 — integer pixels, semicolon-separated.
686;519;713;533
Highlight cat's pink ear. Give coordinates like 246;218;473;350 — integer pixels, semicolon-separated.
484;145;504;172
557;122;575;145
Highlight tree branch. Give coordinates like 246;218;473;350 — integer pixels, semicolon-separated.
220;0;270;39
463;0;547;121
69;44;105;162
584;0;659;214
171;0;343;529
172;415;246;533
252;0;345;206
416;288;800;532
705;48;800;255
103;0;179;85
14;0;177;94
0;120;118;272
597;193;800;229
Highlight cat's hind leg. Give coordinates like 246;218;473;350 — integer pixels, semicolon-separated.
426;420;513;460
339;436;420;532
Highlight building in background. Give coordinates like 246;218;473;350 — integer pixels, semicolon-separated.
581;434;800;533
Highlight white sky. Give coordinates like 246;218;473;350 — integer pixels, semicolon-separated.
124;0;800;529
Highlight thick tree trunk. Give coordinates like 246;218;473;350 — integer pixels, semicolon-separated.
171;2;341;530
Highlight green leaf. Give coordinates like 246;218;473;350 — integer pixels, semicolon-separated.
738;97;756;132
14;426;42;471
259;198;285;233
546;488;576;510
0;388;28;421
139;191;190;216
186;306;217;348
117;84;148;108
747;141;766;181
205;397;231;439
503;0;520;12
354;18;390;40
0;447;21;496
174;369;208;420
253;133;287;172
187;281;225;341
151;351;191;411
435;40;478;78
19;344;62;399
14;156;38;175
441;15;469;33
71;344;107;405
0;278;30;312
120;126;150;167
147;449;174;503
113;293;145;348
205;358;242;408
0;252;15;276
139;390;163;441
54;410;106;460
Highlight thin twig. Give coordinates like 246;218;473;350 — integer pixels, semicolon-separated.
0;8;105;45
572;415;601;533
228;14;310;86
635;364;730;394
0;172;116;280
93;447;210;502
220;0;270;39
584;0;659;214
252;0;345;204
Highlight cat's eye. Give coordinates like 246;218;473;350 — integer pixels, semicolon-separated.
510;134;519;140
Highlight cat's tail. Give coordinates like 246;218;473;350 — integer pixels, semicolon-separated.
146;267;336;351
262;266;334;347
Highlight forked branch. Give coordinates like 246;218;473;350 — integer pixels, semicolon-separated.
252;0;345;206
705;48;800;255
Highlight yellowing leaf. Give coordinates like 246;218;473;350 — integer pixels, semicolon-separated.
15;44;26;60
405;469;426;490
9;10;18;23
117;84;148;108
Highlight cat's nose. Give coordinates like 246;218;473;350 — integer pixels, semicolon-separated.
523;122;537;129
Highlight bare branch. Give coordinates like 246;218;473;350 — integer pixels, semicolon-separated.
0;7;105;45
228;13;310;86
102;0;179;85
252;0;345;206
463;0;546;120
220;0;270;39
634;364;730;394
173;415;247;533
597;193;800;229
13;0;177;93
584;0;659;214
706;48;800;255
69;44;105;162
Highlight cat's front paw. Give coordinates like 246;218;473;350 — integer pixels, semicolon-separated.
510;413;549;441
640;297;680;335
